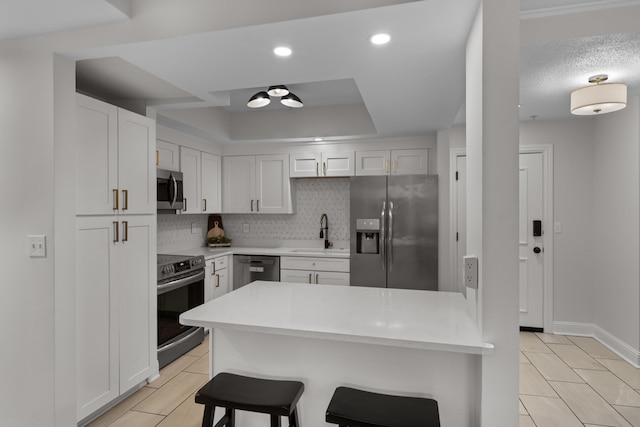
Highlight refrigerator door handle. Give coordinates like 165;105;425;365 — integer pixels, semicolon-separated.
388;201;394;270
380;201;386;270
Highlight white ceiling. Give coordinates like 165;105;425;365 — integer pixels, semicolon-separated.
4;0;640;142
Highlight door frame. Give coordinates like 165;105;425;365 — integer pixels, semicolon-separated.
449;145;554;331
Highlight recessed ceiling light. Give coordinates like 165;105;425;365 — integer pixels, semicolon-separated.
370;33;391;45
314;138;323;142
274;46;292;57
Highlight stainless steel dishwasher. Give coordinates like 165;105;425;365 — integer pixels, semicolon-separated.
233;255;280;289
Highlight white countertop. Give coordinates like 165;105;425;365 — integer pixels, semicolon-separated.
180;281;493;355
167;246;350;259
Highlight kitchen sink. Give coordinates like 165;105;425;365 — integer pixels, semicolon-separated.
289;248;349;254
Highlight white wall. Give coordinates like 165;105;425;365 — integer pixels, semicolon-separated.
592;96;640;351
467;1;521;425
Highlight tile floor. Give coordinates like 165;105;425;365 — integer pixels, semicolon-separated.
88;332;640;426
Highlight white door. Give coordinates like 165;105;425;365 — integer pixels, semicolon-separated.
454;152;545;328
322;151;354;176
76;217;119;420
223;156;256;213
256;154;291;213
391;149;429;175
290;152;321;177
76;94;118;215
355;150;390;176
519;153;544;328
180;147;201;213
201;152;221;213
117;108;155;215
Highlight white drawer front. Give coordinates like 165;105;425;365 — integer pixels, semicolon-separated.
210;256;228;273
280;256;349;273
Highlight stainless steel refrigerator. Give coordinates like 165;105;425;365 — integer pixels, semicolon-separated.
350;175;438;290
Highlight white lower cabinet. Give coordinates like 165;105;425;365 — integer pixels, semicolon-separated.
76;215;157;421
205;255;230;301
280;256;350;286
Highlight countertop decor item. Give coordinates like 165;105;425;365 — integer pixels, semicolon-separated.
207;215;231;247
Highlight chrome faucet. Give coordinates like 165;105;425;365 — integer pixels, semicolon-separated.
320;213;330;249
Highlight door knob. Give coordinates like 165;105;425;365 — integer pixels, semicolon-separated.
533;246;542;254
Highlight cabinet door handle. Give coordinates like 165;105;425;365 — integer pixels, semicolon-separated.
308;273;312;284
203;199;207;212
385;160;389;173
113;221;119;242
323;162;327;176
212;261;216;275
122;221;128;242
316;162;319;176
251;199;254;212
215;274;220;287
156;150;160;166
257;200;260;212
315;273;319;284
113;189;119;210
392;160;397;174
122;189;128;211
184;198;187;212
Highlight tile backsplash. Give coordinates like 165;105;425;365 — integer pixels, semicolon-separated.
158;178;350;252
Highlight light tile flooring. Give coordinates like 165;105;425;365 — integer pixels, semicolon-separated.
520;332;640;427
88;332;640;426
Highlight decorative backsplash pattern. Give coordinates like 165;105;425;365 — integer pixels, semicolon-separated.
157;178;350;251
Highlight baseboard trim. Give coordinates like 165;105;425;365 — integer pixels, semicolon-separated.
552;321;640;368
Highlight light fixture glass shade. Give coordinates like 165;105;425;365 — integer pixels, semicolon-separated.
247;91;270;108
267;85;289;97
570;83;627;115
281;92;303;108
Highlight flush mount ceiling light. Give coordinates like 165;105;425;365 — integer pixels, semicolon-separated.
247;85;303;108
570;74;627;115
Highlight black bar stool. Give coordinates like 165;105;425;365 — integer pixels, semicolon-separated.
195;372;304;427
325;386;440;427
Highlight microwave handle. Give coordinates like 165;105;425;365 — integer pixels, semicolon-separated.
169;174;178;208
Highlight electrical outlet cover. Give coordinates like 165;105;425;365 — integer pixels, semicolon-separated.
463;255;478;289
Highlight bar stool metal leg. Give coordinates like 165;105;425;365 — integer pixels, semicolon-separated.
201;405;214;427
288;409;300;427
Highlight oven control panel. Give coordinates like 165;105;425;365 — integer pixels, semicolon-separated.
158;255;205;281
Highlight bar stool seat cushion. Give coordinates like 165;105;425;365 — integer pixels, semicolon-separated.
326;386;440;427
196;372;304;417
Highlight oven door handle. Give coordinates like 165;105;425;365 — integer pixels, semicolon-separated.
158;270;205;295
158;326;202;351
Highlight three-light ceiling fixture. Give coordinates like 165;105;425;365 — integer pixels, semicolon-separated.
247;85;303;109
570;74;627;115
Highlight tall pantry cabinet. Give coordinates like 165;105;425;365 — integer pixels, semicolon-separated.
75;94;158;421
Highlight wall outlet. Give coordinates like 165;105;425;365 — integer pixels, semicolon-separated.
243;223;250;233
29;235;46;257
463;255;478;289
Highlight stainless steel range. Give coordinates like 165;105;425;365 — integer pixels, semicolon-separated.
157;254;205;369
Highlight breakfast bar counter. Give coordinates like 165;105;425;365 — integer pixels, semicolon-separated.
180;281;493;426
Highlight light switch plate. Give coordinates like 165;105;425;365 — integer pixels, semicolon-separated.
463;255;478;289
243;223;250;233
29;235;46;257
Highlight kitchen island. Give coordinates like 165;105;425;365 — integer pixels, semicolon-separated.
180;281;492;426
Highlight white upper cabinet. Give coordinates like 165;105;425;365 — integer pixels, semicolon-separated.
201;152;222;213
356;148;428;176
156;139;180;171
290;151;354;177
76;93;155;215
180;147;222;214
223;154;293;214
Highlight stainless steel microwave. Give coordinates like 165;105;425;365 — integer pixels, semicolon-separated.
157;169;184;212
